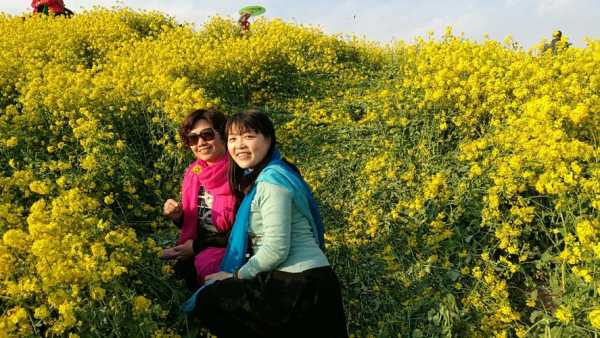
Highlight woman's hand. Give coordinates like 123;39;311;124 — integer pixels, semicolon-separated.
205;271;233;282
174;239;195;259
160;240;194;260
163;198;182;221
160;247;178;260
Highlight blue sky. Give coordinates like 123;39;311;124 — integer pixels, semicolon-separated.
2;0;598;48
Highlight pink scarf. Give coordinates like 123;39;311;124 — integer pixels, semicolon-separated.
178;156;236;245
178;156;237;283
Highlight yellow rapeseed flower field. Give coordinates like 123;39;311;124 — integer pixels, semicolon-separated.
0;8;598;337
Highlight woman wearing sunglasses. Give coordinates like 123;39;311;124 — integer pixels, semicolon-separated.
190;110;347;337
161;107;237;288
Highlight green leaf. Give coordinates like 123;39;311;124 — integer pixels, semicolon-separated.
530;310;543;323
447;270;460;281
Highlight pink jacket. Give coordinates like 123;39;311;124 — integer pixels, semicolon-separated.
179;156;237;283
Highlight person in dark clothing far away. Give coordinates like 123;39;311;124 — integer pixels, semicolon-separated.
543;30;571;54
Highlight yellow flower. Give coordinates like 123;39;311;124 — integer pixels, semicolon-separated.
116;140;126;151
555;305;572;324
57;301;77;332
91;287;106;301
192;164;203;174
152;328;182;338
2;229;30;250
575;219;596;247
162;264;174;274
29;180;51;195
133;295;152;315
104;230;126;246
104;194;115;205
81;155;98;171
5;136;18;148
34;305;49;320
91;243;107;258
526;293;536;307
56;176;67;187
472;266;483;279
589;308;600;329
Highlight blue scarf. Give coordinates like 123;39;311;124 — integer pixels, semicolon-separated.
183;148;325;313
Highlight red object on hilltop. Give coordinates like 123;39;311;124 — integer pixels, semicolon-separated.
31;0;66;14
239;12;251;31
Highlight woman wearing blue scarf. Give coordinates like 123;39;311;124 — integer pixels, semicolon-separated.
191;110;347;337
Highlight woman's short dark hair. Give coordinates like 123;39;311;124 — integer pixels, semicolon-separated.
179;107;227;145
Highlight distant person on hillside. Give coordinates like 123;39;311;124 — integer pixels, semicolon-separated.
237;6;266;33
543;30;571;54
238;12;251;32
31;0;73;16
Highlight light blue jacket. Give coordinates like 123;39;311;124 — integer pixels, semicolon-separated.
238;181;329;279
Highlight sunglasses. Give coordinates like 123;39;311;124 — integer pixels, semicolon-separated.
186;128;216;145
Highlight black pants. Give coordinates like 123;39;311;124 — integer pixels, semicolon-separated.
174;258;198;290
194;266;348;338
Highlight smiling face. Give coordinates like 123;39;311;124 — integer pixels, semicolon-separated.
227;124;272;170
187;119;226;165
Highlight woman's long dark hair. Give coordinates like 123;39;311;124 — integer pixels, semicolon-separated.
226;110;299;203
